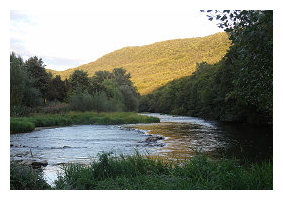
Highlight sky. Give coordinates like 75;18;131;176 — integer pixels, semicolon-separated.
10;10;222;71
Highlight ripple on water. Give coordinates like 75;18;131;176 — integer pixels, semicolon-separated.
10;113;272;185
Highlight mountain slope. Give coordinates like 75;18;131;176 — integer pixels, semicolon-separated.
48;32;230;95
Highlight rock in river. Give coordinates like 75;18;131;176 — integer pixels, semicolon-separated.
20;159;48;169
145;136;164;143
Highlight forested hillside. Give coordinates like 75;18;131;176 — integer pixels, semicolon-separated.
48;32;230;94
11;10;272;125
140;10;273;125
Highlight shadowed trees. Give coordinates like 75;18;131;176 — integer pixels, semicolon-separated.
140;10;273;125
10;52;140;115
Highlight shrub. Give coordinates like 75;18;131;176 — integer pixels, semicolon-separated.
39;102;70;114
70;92;96;112
10;106;33;117
10;162;51;190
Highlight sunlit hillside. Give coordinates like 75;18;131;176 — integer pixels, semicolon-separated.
48;32;230;95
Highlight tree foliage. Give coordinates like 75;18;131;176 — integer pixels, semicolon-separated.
47;75;68;101
24;56;50;102
10;51;140;115
140;10;273;125
69;67;139;112
205;10;273;118
10;52;42;115
69;70;90;93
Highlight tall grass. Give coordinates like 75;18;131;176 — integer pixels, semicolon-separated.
10;119;35;134
55;153;273;190
10;153;272;190
10;112;160;134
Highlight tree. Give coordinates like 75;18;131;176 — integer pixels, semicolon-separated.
10;52;41;116
24;56;50;103
120;85;139;111
47;75;68;102
69;70;90;93
204;10;273;120
112;68;132;86
10;52;41;107
93;70;112;83
89;70;113;94
10;52;25;106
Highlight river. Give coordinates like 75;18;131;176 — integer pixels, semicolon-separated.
10;113;272;185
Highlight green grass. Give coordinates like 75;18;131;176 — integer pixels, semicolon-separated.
54;153;272;190
10;153;272;190
10;112;160;134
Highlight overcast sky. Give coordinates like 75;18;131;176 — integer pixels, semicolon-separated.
10;10;222;71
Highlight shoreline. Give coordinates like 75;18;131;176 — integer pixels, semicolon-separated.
10;112;160;134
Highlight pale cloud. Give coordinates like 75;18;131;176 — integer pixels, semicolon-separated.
10;10;222;71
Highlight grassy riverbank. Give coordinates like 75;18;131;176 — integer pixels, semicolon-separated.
10;153;272;190
10;112;160;134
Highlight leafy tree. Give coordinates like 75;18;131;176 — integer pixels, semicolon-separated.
24;56;50;103
120;85;139;111
111;68;139;111
101;79;123;100
204;10;273;120
10;52;41;109
47;75;68;102
69;70;90;93
112;68;132;86
10;52;25;106
93;70;112;83
89;71;113;94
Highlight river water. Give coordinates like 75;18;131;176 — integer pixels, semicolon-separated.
10;113;272;185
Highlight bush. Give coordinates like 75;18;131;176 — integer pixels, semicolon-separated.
70;92;96;112
10;162;51;190
10;106;33;117
39;102;70;114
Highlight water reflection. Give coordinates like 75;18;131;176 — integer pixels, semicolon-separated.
10;113;273;163
10;113;272;185
135;113;273;161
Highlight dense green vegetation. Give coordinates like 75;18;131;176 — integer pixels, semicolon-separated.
10;112;160;134
68;68;140;112
10;53;42;113
10;162;51;190
10;52;66;116
48;32;230;94
11;51;141;116
11;153;272;190
10;56;151;133
139;10;273;125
